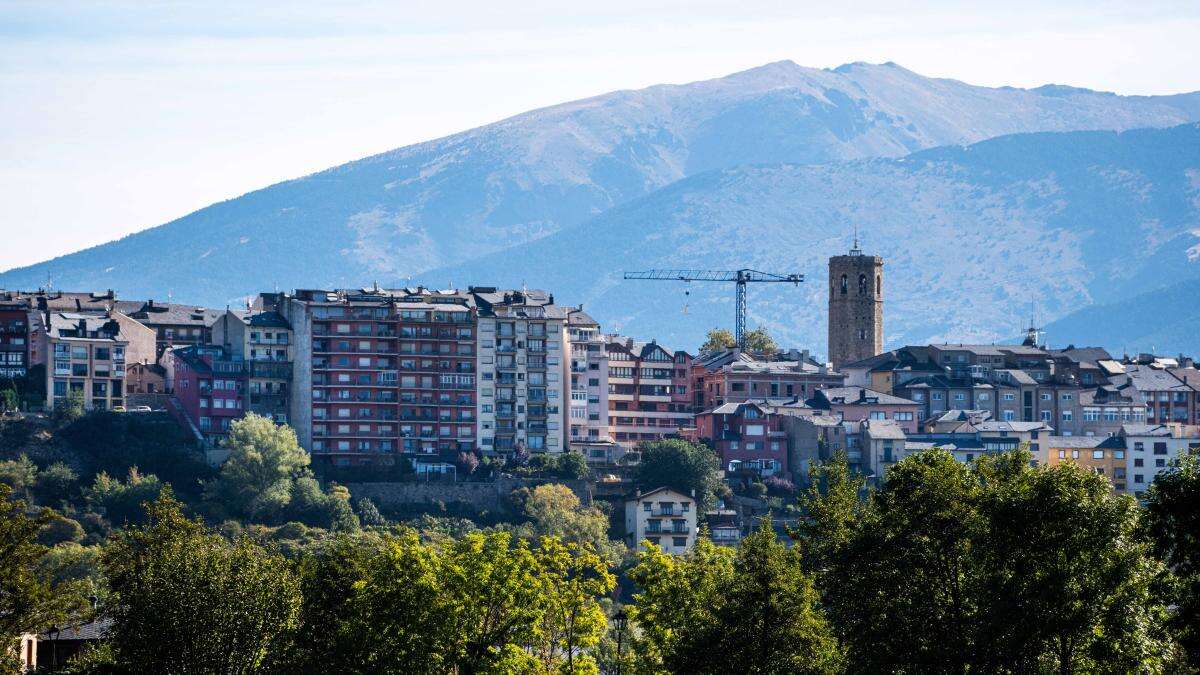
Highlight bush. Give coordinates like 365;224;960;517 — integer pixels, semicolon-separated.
38;514;86;546
34;462;80;505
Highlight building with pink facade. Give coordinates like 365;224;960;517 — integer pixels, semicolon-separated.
807;386;921;434
172;344;248;444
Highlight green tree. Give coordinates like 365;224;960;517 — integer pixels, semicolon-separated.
0;454;37;500
699;328;736;353
205;414;310;519
523;483;618;560
103;489;301;674
356;497;387;526
52;389;86;426
532;538;615;673
0;485;81;669
1140;448;1200;668
33;462;79;506
84;468;163;526
974;453;1170;673
817;449;981;673
792;452;868;578
743;327;778;355
628;525;839;673
635;439;722;511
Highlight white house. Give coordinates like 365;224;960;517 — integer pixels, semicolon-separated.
624;487;697;554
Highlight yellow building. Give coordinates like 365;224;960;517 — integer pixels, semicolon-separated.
1042;435;1128;493
44;311;156;411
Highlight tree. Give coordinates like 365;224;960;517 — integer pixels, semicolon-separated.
974;454;1171;673
1139;448;1200;668
356;497;387;527
792;452;868;578
628;525;840;673
0;485;81;669
33;462;79;506
813;449;982;672
205;414;311;518
84;468;163;526
523;484;615;558
532;538;615;673
635;439;722;511
0;454;37;500
102;489;300;673
52;389;86;426
743;327;777;355
699;328;736;353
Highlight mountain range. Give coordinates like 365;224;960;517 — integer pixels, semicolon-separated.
3;60;1199;356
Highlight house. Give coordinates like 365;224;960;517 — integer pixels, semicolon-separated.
1042;435;1128;492
705;507;744;546
807;386;921;434
605;337;692;447
171;344;249;444
689;348;842;412
1122;423;1200;497
211;308;294;424
690;400;793;479
625;487;697;553
37;618;112;670
44;311;156;411
860;419;907;479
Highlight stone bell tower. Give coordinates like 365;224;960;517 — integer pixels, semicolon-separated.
828;236;883;370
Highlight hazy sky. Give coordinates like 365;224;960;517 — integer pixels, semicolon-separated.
2;0;1198;272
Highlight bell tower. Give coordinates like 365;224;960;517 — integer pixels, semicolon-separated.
828;236;883;370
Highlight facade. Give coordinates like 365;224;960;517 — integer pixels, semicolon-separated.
1122;423;1200;497
474;288;568;456
691;400;791;478
1042;435;1128;492
860;419;907;478
172;344;249;443
114;299;225;359
0;293;31;380
807;386;921;434
605;337;693;447
1119;363;1199;426
285;287;477;468
212;308;294;423
566;308;610;451
624;487;697;553
828;243;883;370
44;312;155;411
689;348;843;412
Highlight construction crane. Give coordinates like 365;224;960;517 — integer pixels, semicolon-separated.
623;269;804;349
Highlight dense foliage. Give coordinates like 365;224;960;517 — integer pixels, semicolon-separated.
635;439;724;512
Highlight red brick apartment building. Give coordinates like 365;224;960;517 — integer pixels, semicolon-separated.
690;349;843;412
605;337;692;447
284;287;477;469
0;294;31;381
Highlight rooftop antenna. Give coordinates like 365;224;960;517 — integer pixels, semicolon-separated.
849;225;862;256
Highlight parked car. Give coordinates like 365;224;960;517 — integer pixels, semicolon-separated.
131;406;152;413
112;406;127;413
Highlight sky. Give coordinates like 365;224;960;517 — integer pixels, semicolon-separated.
1;0;1198;273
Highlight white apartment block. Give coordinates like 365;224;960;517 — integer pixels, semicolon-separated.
567;308;610;451
474;289;569;455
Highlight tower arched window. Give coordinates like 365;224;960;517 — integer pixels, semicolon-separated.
876;274;881;296
839;274;847;294
858;274;867;295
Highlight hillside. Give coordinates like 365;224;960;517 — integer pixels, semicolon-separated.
426;124;1200;356
3;61;1199;306
1038;275;1200;355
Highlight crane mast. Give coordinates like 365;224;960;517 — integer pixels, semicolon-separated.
623;268;804;349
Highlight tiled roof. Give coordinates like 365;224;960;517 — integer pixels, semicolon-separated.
114;300;224;327
1042;435;1105;449
812;386;917;407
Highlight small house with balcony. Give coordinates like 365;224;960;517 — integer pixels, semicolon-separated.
624;487;697;554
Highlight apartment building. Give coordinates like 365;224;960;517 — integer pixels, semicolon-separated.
624;487;697;553
474;288;568;456
1119;363;1199;426
212;309;293;423
566;308;617;466
1042;435;1128;492
172;344;248;443
690;400;791;478
807;386;921;434
605;337;692;447
1123;423;1200;497
0;294;31;380
45;312;155;411
690;348;843;412
285;287;477;469
115;299;225;359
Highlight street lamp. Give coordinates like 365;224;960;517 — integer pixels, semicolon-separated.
614;609;628;675
48;624;60;667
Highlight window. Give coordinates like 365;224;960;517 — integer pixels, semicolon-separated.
839;274;847;294
1135;474;1144;484
1062;410;1073;421
1002;410;1014;421
1092;450;1104;459
869;412;886;421
673;537;687;547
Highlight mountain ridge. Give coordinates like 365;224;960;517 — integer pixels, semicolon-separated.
4;60;1200;302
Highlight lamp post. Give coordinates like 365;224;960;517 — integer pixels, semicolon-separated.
614;609;628;675
48;624;60;668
